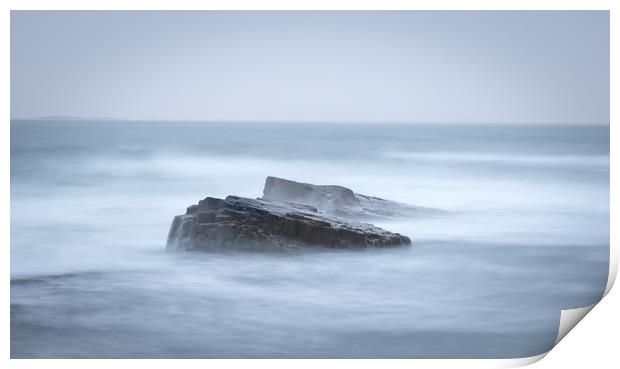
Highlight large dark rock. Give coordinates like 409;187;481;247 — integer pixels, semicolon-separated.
262;176;439;220
166;195;411;252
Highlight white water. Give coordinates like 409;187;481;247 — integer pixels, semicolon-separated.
11;121;609;358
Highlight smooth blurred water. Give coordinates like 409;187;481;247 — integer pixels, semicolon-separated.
10;120;609;358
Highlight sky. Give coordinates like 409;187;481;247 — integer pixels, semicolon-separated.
11;11;609;124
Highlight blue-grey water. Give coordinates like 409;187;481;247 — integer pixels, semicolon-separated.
10;120;609;358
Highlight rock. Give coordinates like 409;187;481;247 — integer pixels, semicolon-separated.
261;176;439;220
166;195;411;252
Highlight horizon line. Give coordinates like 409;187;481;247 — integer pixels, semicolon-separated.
9;117;611;126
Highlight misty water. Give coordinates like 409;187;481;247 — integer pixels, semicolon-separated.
10;120;609;358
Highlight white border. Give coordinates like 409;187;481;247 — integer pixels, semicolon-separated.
2;1;617;368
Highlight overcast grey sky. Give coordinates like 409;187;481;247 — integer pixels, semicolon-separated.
11;11;609;124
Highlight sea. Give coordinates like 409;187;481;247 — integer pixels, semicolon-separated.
10;120;610;358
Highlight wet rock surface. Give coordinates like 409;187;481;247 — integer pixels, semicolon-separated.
166;195;411;251
262;176;440;220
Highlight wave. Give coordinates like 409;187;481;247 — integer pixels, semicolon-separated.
384;151;609;167
10;271;107;285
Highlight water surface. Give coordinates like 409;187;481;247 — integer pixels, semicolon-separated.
11;120;609;358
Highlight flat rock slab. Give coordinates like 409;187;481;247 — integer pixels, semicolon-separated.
262;176;441;220
167;195;411;252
